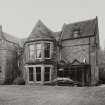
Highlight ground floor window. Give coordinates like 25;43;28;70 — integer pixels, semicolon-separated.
44;67;50;81
29;67;34;82
36;67;41;81
27;65;52;83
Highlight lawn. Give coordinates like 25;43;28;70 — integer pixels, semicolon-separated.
0;85;105;105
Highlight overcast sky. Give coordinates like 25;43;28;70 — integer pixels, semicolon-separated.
0;0;104;49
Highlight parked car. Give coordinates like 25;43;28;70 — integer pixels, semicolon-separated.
52;77;81;86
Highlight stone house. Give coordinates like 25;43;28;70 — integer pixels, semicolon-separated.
0;17;100;86
0;26;20;84
21;17;100;86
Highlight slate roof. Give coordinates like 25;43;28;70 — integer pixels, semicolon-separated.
3;32;20;44
61;17;97;40
0;26;21;50
0;17;98;48
26;20;55;42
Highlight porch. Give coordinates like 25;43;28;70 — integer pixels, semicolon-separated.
57;61;91;86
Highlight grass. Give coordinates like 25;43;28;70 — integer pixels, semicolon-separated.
0;85;105;105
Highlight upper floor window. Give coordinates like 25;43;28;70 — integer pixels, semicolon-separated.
44;43;50;58
36;43;42;58
28;42;52;60
29;44;35;60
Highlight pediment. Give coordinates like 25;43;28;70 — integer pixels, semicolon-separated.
71;59;81;65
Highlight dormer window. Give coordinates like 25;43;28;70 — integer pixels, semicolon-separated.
73;30;79;38
72;25;80;38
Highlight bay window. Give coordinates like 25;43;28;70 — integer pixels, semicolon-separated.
27;65;52;83
28;42;52;60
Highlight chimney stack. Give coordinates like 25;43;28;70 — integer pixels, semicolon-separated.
0;25;2;32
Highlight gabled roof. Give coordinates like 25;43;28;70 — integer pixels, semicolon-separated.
61;17;97;40
71;59;81;65
3;32;20;44
26;20;55;42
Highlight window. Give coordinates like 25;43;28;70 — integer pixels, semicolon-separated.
36;43;42;58
28;42;52;60
29;44;35;60
72;26;80;38
44;67;50;81
36;67;41;81
73;30;79;38
44;43;50;58
27;65;52;83
29;67;34;81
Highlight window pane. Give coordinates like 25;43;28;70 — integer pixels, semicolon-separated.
45;43;50;50
36;50;41;58
29;45;35;60
44;43;50;58
44;67;50;81
45;50;50;58
30;44;34;50
29;67;34;81
30;51;34;59
36;43;41;50
36;43;42;58
36;67;41;81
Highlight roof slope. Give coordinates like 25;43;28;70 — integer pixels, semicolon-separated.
26;20;55;42
3;32;20;44
61;18;97;40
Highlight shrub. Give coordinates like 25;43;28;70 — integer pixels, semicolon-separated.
13;77;25;85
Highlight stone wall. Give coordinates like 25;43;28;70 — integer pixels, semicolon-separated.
0;40;19;84
61;36;99;85
61;38;89;63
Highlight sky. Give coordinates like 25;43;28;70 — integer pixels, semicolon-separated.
0;0;104;49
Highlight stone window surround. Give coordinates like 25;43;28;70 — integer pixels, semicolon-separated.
25;65;53;84
26;41;53;60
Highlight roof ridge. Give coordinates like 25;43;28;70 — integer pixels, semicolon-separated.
66;17;96;26
61;17;98;40
31;19;53;34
